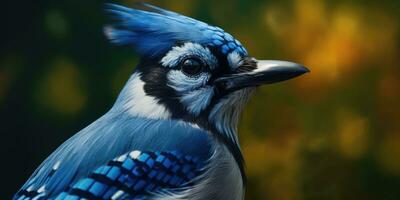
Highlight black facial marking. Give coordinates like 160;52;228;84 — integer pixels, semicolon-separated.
136;58;187;118
136;51;247;184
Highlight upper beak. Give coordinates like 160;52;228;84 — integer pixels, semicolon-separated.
214;60;309;93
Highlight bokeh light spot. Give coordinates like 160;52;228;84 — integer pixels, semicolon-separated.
35;57;86;116
335;110;369;159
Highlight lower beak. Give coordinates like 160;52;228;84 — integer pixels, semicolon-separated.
214;60;309;93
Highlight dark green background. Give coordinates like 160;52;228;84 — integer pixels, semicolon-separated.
2;0;400;199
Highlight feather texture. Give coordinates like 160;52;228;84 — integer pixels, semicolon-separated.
53;150;204;199
104;3;247;57
14;3;251;199
14;112;214;199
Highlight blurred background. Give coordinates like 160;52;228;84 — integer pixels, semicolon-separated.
1;0;400;199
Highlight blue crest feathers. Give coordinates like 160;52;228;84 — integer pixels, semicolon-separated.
104;3;247;57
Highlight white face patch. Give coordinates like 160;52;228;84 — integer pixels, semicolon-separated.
180;86;215;115
166;67;214;116
227;51;243;70
118;73;172;119
167;70;210;92
160;42;218;70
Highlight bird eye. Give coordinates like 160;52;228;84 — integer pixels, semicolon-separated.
180;58;204;77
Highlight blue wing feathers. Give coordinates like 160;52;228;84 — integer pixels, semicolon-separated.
54;150;204;199
14;113;214;199
14;3;252;199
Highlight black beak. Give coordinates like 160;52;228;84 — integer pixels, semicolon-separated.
214;60;309;93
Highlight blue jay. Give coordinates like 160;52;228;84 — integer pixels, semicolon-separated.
15;3;308;200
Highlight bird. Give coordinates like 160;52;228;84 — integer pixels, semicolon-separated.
14;3;308;200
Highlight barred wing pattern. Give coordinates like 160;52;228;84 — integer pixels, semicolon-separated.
16;150;204;200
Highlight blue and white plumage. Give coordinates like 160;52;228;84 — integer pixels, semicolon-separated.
15;3;308;200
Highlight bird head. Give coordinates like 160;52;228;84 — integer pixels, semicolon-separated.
105;4;309;145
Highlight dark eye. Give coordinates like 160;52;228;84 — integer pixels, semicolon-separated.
180;58;204;77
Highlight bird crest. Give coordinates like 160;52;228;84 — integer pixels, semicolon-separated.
104;3;247;58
